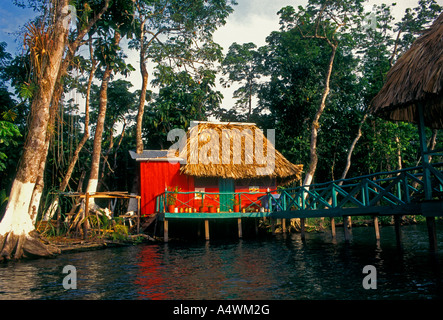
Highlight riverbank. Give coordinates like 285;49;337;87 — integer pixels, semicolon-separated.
46;234;156;254
30;215;441;258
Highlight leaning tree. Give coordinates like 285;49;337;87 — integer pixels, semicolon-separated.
0;0;109;260
0;0;70;260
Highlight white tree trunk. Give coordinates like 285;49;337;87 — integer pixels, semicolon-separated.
0;0;69;260
85;32;120;210
0;181;36;235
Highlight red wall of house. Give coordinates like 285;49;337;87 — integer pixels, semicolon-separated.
140;161;279;214
139;161;194;216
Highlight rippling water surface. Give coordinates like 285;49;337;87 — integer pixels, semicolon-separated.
1;224;442;300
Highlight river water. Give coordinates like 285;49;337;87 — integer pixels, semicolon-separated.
0;223;442;300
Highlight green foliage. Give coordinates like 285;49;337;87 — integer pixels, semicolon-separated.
143;67;222;149
0;189;8;214
111;221;129;241
253;0;442;183
220;42;264;118
0;121;21;170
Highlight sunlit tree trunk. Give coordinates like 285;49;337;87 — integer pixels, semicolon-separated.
136;20;148;154
43;40;97;221
340;113;368;181
85;32;121;203
0;0;69;260
31;0;109;222
303;44;337;187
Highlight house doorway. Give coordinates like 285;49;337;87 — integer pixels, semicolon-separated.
219;178;234;211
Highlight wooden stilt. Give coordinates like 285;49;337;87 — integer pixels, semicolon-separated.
137;197;141;234
330;217;336;238
300;218;306;241
271;218;276;235
282;218;287;233
255;219;259;235
426;216;438;253
238;218;242;239
343;216;350;242
373;216;380;241
205;219;210;241
84;192;89;240
164;219;169;243
394;215;402;248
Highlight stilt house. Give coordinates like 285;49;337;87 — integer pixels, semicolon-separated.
130;121;303;217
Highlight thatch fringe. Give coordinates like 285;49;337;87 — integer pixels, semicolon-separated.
178;122;303;185
370;12;443;129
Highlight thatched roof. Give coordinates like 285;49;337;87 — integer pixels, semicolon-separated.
178;121;303;185
370;12;443;129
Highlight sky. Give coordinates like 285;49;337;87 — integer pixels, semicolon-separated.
0;0;435;110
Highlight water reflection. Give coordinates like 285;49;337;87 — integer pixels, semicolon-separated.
136;245;167;299
0;224;442;299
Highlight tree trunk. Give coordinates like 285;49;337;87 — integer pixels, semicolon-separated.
28;0;109;224
136;44;148;154
86;32;121;199
29;137;51;225
428;129;438;163
43;39;96;221
303;44;337;187
340;113;368;181
0;0;69;261
130;17;149;213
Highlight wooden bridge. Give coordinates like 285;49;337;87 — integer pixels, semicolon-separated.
156;162;442;250
269;162;443;218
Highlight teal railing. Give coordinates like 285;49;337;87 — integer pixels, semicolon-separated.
155;163;443;218
268;162;443;217
156;190;269;213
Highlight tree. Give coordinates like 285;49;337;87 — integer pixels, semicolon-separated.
220;42;263;120
279;1;366;187
42;38;98;221
91;79;138;191
144;67;222;149
85;0;135;200
342;0;441;178
0;0;70;260
131;0;236;154
27;0;110;223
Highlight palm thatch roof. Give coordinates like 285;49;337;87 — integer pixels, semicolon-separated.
370;12;443;129
178;121;303;185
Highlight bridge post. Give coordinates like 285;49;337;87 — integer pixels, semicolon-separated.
300;218;306;241
373;216;380;241
426;217;438;253
343;216;351;242
164;219;169;243
238;218;243;239
394;215;402;248
205;219;210;241
330;217;336;238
